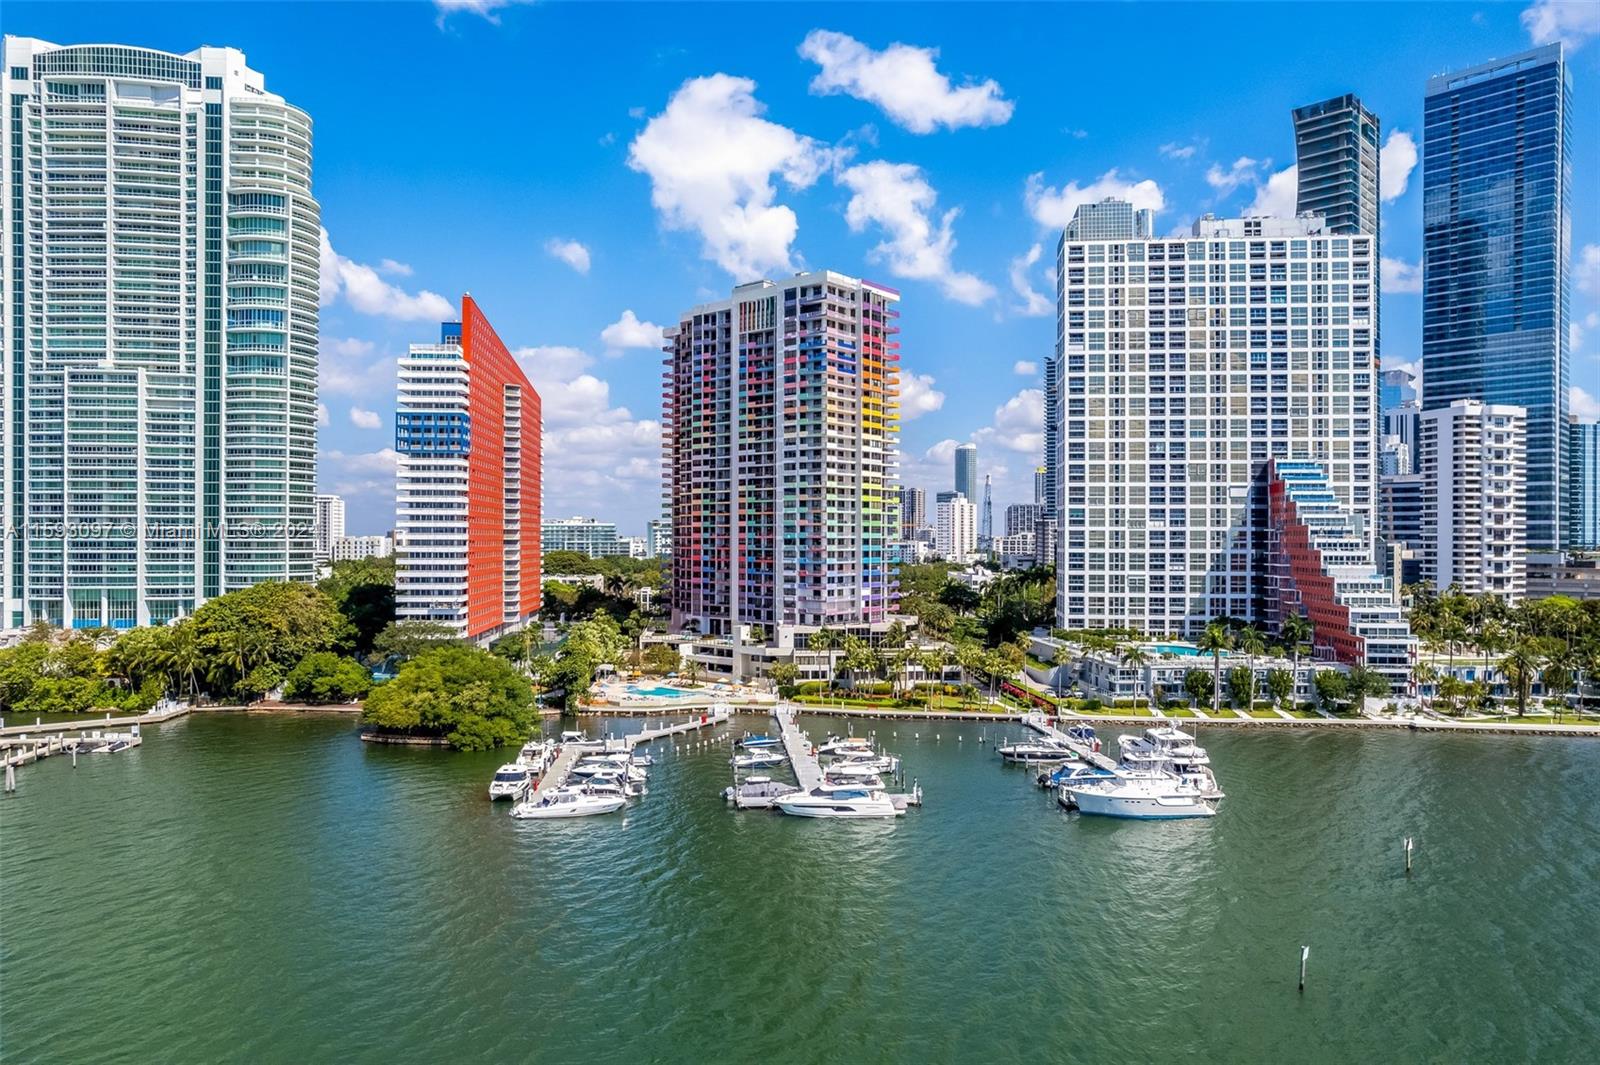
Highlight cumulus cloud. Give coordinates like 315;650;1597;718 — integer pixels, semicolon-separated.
320;229;455;321
377;258;413;277
1024;169;1165;229
349;407;383;430
799;29;1013;133
1205;156;1264;196
1522;0;1600;49
544;238;592;275
1008;244;1052;317
1379;130;1418;202
316;403;330;428
628;74;842;279
1572;385;1600;420
1246;165;1299;218
512;345;594;381
838;160;995;305
898;371;946;420
319;336;395;398
600;309;665;352
318;448;399;530
1160;141;1203;161
1571;311;1600;354
1381;257;1422;294
975;388;1045;455
1013;360;1038;375
1577;243;1600;295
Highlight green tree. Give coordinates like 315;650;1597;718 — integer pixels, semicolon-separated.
1227;666;1254;709
284;652;374;704
317;556;395;657
1182;668;1212;708
641;643;680;675
767;661;800;698
1267;668;1295;710
362;645;534;750
374;620;464;661
1314;670;1350;713
1499;640;1544;717
1196;622;1232;716
1120;645;1151;705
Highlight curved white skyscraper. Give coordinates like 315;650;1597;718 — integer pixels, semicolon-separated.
1;38;319;628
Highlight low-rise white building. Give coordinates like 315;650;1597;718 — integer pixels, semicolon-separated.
332;535;392;562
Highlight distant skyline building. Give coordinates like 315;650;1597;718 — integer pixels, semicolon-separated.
898;485;926;539
332;534;392;563
1422;43;1572;551
315;495;347;565
663;270;900;641
1033;466;1047;506
935;494;976;562
1381;368;1419;410
1005;503;1043;537
2;38;320;628
1379;471;1426;586
1567;419;1600;551
1292;93;1381;237
542;516;628;558
395;297;541;643
646;517;672;559
1417;400;1527;600
1055;206;1383;642
954;442;978;501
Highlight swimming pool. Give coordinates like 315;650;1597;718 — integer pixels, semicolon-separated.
627;684;693;698
1149;644;1204;657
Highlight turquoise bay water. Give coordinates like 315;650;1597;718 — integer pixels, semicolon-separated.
3;713;1598;1062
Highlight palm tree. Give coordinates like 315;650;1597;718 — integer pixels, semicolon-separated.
954;641;985;697
1280;613;1312;682
1236;626;1265;709
809;628;840;690
162;624;205;702
1499;640;1543;718
1053;644;1074;701
1120;645;1151;706
917;647;949;708
1196;622;1232;717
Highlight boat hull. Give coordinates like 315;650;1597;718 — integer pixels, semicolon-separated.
1061;786;1215;819
510;797;626;819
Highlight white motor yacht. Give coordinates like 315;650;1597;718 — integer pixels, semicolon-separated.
1116;727;1224;799
824;757;896;778
815;735;876;758
731;749;786;770
510;786;626;819
776;786;902;818
997;740;1075;764
1058;774;1217;819
487;763;534;800
516;740;555;775
723;775;802;809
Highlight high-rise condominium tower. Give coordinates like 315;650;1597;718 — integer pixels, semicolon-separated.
663;271;899;640
395;297;541;643
1416;400;1527;601
1423;44;1572;551
315;495;346;564
1045;199;1157;527
1569;420;1600;552
954;442;977;501
1;38;319;628
1054;207;1381;637
1292;93;1381;237
898;485;926;539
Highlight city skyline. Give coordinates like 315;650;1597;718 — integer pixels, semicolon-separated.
7;3;1600;536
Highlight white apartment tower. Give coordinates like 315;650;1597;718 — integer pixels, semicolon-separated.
315;494;346;564
663;270;900;640
1417;400;1527;600
935;495;976;562
1055;207;1378;635
1;39;319;628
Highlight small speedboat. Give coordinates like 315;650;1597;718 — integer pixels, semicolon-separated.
739;733;781;749
723;775;801;809
510;787;627;819
823;772;885;790
732;749;786;770
815;735;876;757
997;740;1075;763
488;763;534;800
776;786;902;819
823;757;896;778
517;739;555;774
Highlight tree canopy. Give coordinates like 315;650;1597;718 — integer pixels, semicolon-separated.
362;645;534;750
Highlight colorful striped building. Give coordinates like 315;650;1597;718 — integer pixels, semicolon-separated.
395;296;540;643
662;271;901;667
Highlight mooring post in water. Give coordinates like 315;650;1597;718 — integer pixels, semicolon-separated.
1405;837;1414;875
5;761;14;793
72;745;78;769
1298;946;1309;992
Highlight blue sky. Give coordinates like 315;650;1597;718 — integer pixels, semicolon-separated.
15;1;1600;534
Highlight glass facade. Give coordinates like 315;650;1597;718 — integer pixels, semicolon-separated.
1293;93;1381;237
1422;43;1572;550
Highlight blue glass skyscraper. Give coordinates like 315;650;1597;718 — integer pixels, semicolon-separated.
1422;43;1572;551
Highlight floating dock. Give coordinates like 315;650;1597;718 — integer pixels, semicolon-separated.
772;705;824;791
529;707;733;800
1020;711;1120;771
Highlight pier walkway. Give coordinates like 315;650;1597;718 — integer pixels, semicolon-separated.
1021;712;1120;771
531;709;734;800
624;706;731;748
773;705;824;791
0;700;189;740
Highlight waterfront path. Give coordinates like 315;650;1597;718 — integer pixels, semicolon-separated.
623;706;732;748
773;705;824;790
0;701;189;739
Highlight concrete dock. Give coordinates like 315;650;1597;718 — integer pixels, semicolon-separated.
1021;712;1120;771
0;700;188;739
772;705;824;791
528;708;734;801
624;706;732;748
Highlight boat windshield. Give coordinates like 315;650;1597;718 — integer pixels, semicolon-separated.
493;770;526;782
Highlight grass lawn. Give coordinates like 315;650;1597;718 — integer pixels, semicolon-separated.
1164;707;1196;718
1247;707;1281;719
1289;709;1323;719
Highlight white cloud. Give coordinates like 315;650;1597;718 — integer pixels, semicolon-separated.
433;0;525;26
898;371;946;420
316;403;330;428
1013;360;1038;376
1205;156;1263;195
600;309;665;351
545;238;592;275
1572;385;1600;420
377;258;413;277
512;345;594;382
318;448;399;531
319;336;394;398
798;29;1013;134
975;388;1045;455
1160;141;1202;161
1522;1;1600;49
1379;131;1418;202
628;74;842;279
1024;169;1165;229
1246;164;1299;218
1576;243;1600;295
349;407;383;430
1571;311;1600;354
1385;358;1422;385
1381;257;1423;294
838;160;995;305
319;229;455;321
1008;243;1052;317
